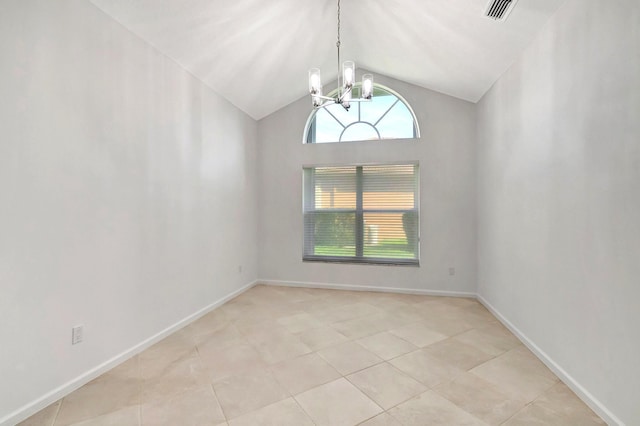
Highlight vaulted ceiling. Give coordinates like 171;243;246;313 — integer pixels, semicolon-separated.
90;0;567;120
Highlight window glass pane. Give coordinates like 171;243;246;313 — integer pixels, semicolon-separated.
312;108;344;143
306;212;356;257
376;101;415;139
360;93;397;124
325;102;358;127
363;212;417;259
363;164;416;210
313;167;356;209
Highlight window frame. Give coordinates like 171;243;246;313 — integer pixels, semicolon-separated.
302;83;421;144
302;162;420;266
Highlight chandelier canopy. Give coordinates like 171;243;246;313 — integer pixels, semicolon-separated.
308;0;374;110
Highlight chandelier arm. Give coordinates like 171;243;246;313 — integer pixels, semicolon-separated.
340;98;371;103
318;99;336;108
315;94;337;101
338;85;352;102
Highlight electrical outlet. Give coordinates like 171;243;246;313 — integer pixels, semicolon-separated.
72;325;83;345
449;267;455;276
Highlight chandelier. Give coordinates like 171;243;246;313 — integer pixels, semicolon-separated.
308;0;374;110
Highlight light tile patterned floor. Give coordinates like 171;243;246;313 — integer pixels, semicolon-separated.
20;285;605;425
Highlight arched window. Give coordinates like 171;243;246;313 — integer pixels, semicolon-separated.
304;84;420;143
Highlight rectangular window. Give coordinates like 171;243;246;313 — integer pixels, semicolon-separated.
303;163;419;265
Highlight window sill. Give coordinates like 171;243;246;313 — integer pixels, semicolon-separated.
303;257;419;267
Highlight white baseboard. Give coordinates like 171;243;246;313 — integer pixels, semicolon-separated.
258;279;476;298
2;280;258;426
477;295;622;426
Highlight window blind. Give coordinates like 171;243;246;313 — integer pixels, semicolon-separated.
303;164;419;265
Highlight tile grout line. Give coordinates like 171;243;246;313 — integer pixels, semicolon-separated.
289;394;318;426
194;344;228;424
137;355;142;426
343;365;423;413
50;400;62;426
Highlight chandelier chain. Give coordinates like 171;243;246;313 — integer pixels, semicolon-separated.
336;0;341;94
309;0;373;109
337;0;341;49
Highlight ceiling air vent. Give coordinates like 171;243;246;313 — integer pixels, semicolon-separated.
484;0;519;21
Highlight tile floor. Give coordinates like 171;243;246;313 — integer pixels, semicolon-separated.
19;285;606;426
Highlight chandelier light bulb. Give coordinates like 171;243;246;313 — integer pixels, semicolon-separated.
309;68;322;93
311;75;320;89
344;68;353;86
362;74;374;99
342;61;355;89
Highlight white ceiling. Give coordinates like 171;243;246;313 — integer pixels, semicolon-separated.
90;0;566;120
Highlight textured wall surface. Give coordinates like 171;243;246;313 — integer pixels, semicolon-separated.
0;0;258;422
477;1;640;423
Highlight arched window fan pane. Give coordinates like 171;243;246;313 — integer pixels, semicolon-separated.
360;92;397;124
376;101;416;140
312;108;345;143
304;84;419;143
328;102;359;127
341;123;380;142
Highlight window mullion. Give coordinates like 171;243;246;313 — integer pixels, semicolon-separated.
373;99;400;127
325;108;346;129
355;166;364;258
